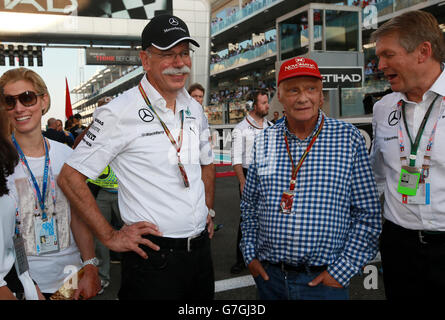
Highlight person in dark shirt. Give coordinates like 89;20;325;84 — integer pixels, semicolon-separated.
270;111;280;124
43;118;74;147
69;114;86;140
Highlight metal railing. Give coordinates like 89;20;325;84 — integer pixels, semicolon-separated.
211;0;280;35
210;41;276;74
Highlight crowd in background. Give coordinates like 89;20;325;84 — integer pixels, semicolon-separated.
209;84;275;105
211;35;276;64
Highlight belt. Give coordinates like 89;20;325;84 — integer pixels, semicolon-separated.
268;261;327;274
143;229;208;252
385;220;445;245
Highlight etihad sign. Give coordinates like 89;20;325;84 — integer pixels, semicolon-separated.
318;67;364;89
323;73;362;83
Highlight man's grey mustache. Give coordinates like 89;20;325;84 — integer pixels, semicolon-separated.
162;66;191;75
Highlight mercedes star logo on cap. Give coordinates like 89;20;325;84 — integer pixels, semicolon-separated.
169;18;179;26
139;108;154;122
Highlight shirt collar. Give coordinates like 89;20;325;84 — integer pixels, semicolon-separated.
246;113;270;129
399;63;445;103
139;73;191;114
428;63;445;98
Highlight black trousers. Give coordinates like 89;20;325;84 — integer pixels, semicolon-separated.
4;267;25;299
118;232;214;300
380;220;445;299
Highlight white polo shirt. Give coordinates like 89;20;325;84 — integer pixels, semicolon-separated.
67;75;214;238
231;114;272;169
371;68;445;231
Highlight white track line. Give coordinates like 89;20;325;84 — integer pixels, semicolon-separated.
215;275;256;293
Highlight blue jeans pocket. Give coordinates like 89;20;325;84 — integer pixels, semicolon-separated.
316;283;349;300
253;274;264;285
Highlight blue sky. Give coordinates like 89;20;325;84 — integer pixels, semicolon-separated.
0;46;102;127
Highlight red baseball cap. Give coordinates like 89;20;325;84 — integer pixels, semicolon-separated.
278;57;322;86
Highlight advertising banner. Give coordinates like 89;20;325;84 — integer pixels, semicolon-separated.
319;67;364;89
85;47;141;65
0;0;171;19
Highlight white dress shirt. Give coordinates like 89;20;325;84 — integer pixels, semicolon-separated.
231;113;272;168
67;75;213;238
371;68;445;231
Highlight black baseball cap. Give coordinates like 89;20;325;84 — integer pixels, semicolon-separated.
141;14;200;51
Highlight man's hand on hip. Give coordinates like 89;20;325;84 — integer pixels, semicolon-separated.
104;221;162;259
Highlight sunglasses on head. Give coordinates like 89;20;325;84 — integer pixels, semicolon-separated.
3;91;43;111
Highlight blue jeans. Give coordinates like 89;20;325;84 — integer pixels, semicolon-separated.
254;262;349;300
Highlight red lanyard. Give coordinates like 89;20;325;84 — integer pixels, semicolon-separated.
284;114;324;191
138;83;189;188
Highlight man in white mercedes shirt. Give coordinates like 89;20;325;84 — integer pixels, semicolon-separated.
371;10;445;299
58;14;216;300
230;89;271;274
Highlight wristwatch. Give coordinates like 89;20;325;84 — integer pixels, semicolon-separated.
208;208;216;218
82;257;99;267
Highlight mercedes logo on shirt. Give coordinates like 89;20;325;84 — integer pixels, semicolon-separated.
139;108;154;122
388;110;400;126
169;18;179;26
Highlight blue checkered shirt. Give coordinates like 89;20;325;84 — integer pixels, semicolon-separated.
240;112;382;287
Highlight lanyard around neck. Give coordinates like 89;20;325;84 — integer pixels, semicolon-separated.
245;116;263;130
284;114;324;191
11;134;54;220
400;94;439;166
138;83;184;151
138;83;190;188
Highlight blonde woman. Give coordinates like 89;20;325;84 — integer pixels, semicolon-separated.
0;68;100;299
0;108;43;300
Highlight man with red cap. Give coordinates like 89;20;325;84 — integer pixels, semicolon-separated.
239;57;381;300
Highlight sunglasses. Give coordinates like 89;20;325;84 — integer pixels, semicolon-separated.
3;91;44;111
